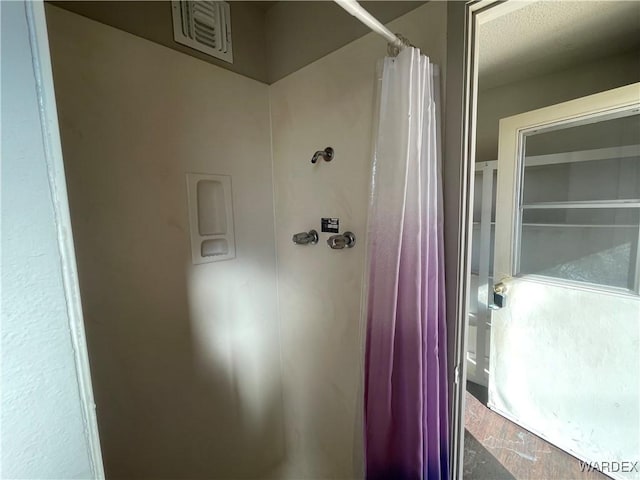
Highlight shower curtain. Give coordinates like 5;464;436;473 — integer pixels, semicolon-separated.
364;47;448;480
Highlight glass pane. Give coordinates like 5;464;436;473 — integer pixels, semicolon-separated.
522;156;640;204
518;109;640;291
525;112;640;156
519;208;639;290
522;113;640;204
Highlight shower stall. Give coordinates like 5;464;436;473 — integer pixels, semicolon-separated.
39;1;450;478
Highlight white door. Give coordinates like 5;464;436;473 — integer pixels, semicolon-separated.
489;83;640;480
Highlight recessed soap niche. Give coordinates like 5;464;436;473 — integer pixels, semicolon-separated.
186;173;235;264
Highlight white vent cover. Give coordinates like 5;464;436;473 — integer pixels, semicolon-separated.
171;1;233;63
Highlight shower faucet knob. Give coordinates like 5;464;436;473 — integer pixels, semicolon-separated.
292;230;319;245
327;232;356;249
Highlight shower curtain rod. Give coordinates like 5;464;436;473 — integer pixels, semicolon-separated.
334;0;407;49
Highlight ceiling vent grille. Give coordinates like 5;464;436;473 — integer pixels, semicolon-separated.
171;1;233;63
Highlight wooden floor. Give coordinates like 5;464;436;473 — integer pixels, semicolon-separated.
463;389;609;480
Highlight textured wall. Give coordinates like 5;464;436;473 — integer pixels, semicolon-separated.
1;2;98;478
477;1;640;89
45;5;283;478
268;3;447;477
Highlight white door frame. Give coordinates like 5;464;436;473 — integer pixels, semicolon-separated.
22;1;105;477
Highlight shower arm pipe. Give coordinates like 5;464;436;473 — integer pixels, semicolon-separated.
334;0;406;50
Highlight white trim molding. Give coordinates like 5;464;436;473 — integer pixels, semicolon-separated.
24;1;105;477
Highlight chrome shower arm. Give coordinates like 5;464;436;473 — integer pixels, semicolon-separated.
311;147;334;164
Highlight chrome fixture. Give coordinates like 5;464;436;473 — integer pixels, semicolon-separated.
311;147;334;164
292;230;319;245
327;231;355;249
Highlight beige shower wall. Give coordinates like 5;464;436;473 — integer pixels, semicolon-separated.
45;5;283;479
46;1;448;478
268;2;447;478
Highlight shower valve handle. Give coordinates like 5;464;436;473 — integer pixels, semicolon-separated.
292;230;318;245
327;232;356;249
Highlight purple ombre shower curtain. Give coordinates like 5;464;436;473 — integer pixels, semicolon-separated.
364;47;448;480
